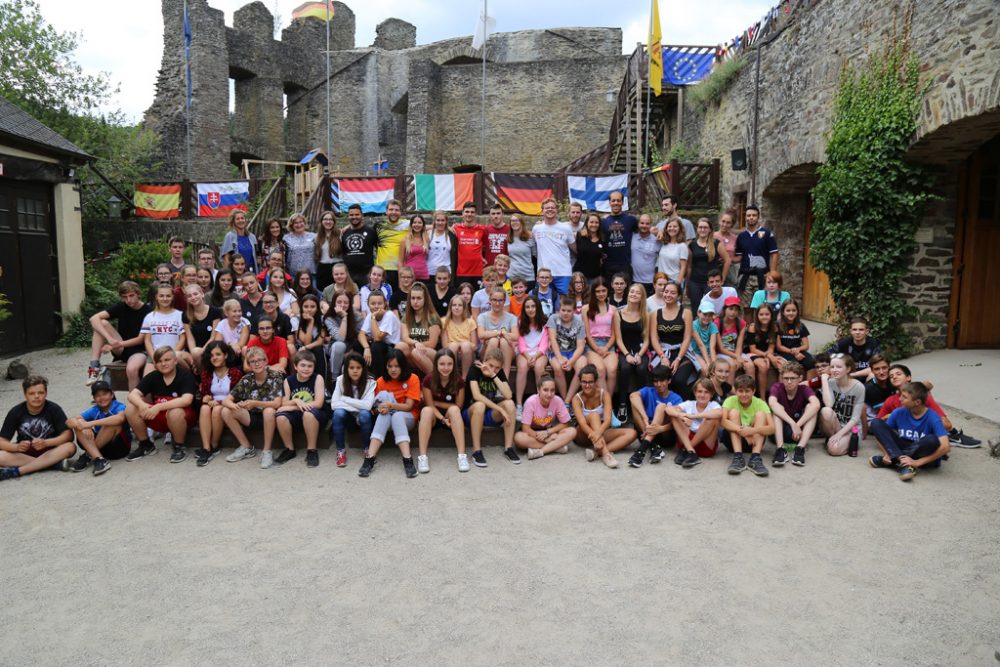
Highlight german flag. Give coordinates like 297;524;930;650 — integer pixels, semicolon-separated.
292;1;335;21
492;173;555;216
134;183;180;219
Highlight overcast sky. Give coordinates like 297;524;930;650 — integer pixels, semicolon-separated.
34;0;775;122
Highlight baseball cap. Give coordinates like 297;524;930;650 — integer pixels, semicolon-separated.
698;301;717;314
723;296;741;307
90;380;113;396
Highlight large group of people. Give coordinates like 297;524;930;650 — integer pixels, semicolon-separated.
0;195;982;484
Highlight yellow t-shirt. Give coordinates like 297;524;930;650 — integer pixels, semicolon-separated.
375;218;410;270
444;317;477;344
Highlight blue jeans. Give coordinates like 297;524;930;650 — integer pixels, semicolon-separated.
869;418;942;465
331;408;374;451
551;275;570;296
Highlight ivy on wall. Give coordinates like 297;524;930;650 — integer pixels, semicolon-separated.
810;19;934;357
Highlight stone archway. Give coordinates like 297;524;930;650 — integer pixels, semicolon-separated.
432;45;496;66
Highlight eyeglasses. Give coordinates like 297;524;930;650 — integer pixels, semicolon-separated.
830;353;845;359
580;380;595;385
781;376;800;382
249;358;266;365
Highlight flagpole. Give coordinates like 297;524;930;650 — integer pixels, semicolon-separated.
183;0;191;181
480;0;487;171
325;3;332;171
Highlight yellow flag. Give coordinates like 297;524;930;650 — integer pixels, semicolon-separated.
292;1;335;21
648;0;663;96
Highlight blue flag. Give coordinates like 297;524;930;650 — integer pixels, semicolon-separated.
662;49;715;85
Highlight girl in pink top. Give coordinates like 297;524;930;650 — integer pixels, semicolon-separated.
515;295;549;414
513;376;578;460
583;277;619;395
399;214;430;281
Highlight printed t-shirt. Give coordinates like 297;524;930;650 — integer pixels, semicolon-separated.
722;395;771;426
833;336;882;371
376;373;422;419
140;309;184;349
375;219;410;270
777;322;810;350
521;394;571;430
230;369;285;410
884;407;947;442
716;317;745;353
421;374;465;405
0;400;69;444
483;224;510;266
637;386;682;420
768;383;815;419
341;225;377;275
455;225;485;276
532;222;575;277
546;313;585;352
600;213;638;268
735;226;778;272
466;365;509;405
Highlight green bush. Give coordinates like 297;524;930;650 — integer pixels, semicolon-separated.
810;20;934;357
110;240;170;291
57;268;121;348
686;56;747;111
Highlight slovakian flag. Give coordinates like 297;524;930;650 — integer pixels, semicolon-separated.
567;174;629;212
663;49;715;85
338;177;396;214
134;183;181;219
414;174;475;212
196;181;249;217
492;173;555;216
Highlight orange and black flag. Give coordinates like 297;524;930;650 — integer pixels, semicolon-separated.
492;173;555;216
292;1;335;21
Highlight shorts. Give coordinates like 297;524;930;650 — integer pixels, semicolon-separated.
247;410;267;430
143;402;197;432
100;431;132;460
548;350;574;361
588;336;611;353
113;346;146;363
276;407;330;428
688;430;718;458
462;406;504;428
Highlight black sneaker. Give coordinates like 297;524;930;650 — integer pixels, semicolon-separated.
848;432;859;457
748;454;769;477
503;447;521;464
275;448;297;465
71;453;92;473
358;457;376;477
126;441;156;461
949;429;981;448
615;405;629;423
169;444;187;463
869;454;891;469
792;447;806;466
92;457;111;476
0;466;21;481
628;448;646;468
673;448;688;466
306;449;319;468
772;447;788;467
682;450;702;468
727;453;746;475
471;450;488;468
195;449;211;467
403;457;417;478
650;446;665;464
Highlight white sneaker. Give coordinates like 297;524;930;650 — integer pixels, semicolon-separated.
260;450;274;469
163;432;173;446
225;446;256;463
585;448;596;462
417;455;430;473
556;445;569;454
527;448;543;460
516;404;523;421
457;453;470;472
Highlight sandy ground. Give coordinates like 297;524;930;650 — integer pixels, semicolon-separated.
1;347;999;666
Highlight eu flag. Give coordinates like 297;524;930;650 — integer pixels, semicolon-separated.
662;49;715;86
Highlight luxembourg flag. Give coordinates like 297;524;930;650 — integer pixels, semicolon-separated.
413;173;475;211
197;181;249;217
338;178;396;214
567;174;629;212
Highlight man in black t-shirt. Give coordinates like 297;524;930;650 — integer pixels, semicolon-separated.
464;351;519;464
0;375;75;481
600;191;639;282
832;317;882;380
88;281;152;389
341;204;377;287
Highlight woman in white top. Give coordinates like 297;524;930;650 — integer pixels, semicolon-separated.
284;213;317;276
645;272;669;313
426;210;457;283
196;341;243;465
656;218;689;284
141;283;190;372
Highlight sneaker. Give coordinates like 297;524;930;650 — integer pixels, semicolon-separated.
772;447;788;467
555;445;569;455
949;429;981;448
85;366;102;386
259;450;274;469
615;405;629;423
457;453;470;472
847;432;859;457
472;450;488;467
585;448;596;462
417;454;430;473
792;447;806;466
897;465;917;481
527;448;544;460
602;451;618;468
727;453;746;475
516;404;524;421
748;454;769;477
92;457;110;476
71;453;92;473
125;441;156;462
503;448;521;464
682;450;702;468
0;467;21;481
336;450;347;467
628;448;646;468
274;448;297;465
164;432;173;447
673;448;687;466
305;450;319;468
225;446;256;463
650;447;665;464
195;449;212;467
358;457;376;477
403;457;417;478
869;454;890;469
169;444;186;464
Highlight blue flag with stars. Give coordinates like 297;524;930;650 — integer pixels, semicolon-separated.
662;49;715;86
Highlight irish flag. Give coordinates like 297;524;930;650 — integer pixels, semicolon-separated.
338;178;396;214
134;183;180;219
414;174;475;211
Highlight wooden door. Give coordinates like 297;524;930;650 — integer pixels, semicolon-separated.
954;135;1000;348
801;194;835;323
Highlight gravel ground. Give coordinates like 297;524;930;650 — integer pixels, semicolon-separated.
1;347;998;666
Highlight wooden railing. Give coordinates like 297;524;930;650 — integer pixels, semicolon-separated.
247;177;287;238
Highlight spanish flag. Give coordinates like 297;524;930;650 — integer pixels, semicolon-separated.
134;183;181;219
648;0;663;96
492;173;555;216
292;1;335;21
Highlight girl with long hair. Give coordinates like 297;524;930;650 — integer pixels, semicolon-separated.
506;213;536;291
685;217;730;310
182;284;222;372
329;351;376;468
573;212;605;282
515;295;548;414
221;209;257;272
293;270;322;302
399;213;430;282
323;290;360;380
582;277;619;393
358;349;421;479
209;268;236;307
774;299;815;376
744;303;781;398
195;340;242;465
257;217;288;265
314;210;342;291
571;364;638;468
426;210;457;283
396;282;441;376
568;271;589;315
648;280;697;400
614;283;649;419
416;348;468;473
714;209;739;286
656;218;689;284
441;293;477;378
295;294;330;381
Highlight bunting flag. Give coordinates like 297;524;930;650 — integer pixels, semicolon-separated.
492;173;555;216
663;49;715;85
338;178;396;214
567;174;629;213
330;180;341;213
648;0;662;96
196;181;249;217
134;184;181;219
292;1;335;21
414;174;476;212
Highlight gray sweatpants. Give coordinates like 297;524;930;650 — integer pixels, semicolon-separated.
370;390;415;445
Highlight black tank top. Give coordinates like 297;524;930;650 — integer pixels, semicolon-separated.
287;372;319;403
619;314;644;353
656;307;685;346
